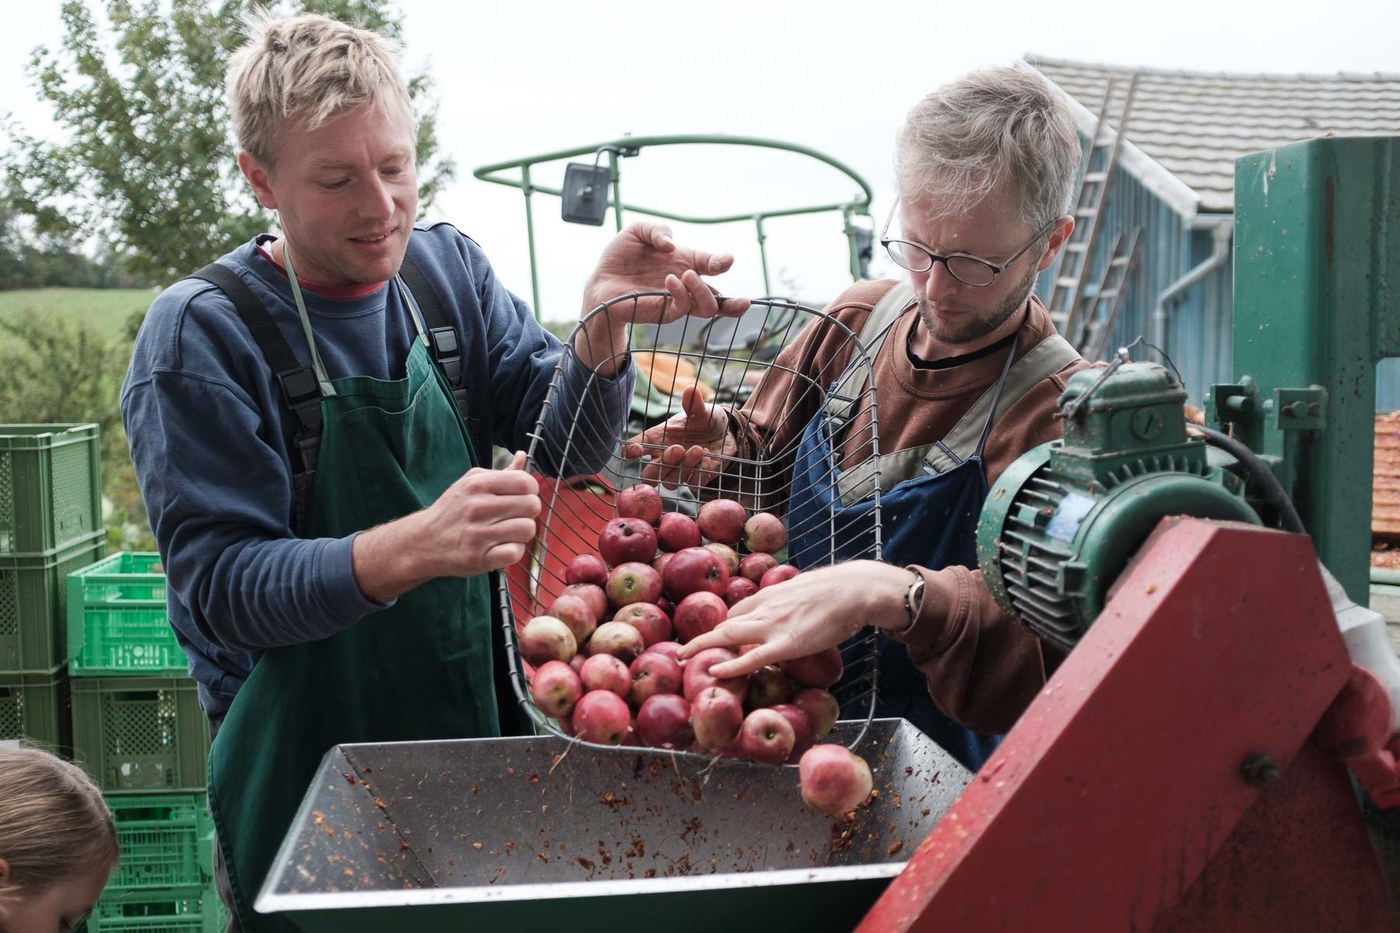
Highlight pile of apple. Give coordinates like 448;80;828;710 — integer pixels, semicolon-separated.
518;483;874;816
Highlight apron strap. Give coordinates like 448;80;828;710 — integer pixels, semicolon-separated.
920;332;1080;475
823;281;916;429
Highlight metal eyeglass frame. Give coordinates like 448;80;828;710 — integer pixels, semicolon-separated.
879;203;1058;287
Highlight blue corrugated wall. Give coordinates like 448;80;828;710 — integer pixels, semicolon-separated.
1039;150;1400;411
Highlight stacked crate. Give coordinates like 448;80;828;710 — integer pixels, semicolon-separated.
66;554;220;927
0;424;105;756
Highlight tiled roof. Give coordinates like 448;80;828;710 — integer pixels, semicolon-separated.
1025;55;1400;213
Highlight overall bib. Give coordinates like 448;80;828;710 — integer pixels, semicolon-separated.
786;282;1077;772
207;268;500;931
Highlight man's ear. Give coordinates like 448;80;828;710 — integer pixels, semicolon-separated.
1037;215;1075;273
239;151;278;210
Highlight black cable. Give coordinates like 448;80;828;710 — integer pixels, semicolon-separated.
1188;422;1307;534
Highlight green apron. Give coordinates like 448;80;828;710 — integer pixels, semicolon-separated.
207;261;500;931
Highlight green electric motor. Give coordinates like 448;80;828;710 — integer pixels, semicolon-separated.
976;361;1260;652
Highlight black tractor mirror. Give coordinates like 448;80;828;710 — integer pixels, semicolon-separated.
561;163;611;226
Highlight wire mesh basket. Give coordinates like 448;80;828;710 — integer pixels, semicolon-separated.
498;293;885;766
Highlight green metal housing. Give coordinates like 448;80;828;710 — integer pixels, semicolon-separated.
978;363;1258;650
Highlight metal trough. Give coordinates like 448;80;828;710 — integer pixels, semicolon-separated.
257;719;969;932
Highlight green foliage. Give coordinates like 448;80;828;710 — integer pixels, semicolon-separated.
2;0;455;286
0;288;152;340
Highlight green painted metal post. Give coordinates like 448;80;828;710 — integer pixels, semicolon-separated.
521;163;541;318
1232;137;1400;603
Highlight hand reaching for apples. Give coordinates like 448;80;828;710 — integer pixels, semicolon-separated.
677;560;919;680
618;385;738;488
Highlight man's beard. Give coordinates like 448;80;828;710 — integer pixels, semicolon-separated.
916;260;1038;346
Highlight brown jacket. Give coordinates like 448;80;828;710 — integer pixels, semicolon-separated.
731;278;1091;733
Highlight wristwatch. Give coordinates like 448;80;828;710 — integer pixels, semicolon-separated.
900;571;926;634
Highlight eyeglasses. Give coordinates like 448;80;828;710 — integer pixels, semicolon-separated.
879;204;1057;287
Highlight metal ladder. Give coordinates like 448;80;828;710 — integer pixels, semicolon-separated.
1046;73;1140;353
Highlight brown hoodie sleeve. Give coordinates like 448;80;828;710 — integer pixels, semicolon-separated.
890;564;1066;734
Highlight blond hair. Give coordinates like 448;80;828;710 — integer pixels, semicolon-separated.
0;746;118;898
226;11;414;167
896;66;1080;231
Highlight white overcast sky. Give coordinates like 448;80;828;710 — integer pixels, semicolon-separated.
3;0;1398;320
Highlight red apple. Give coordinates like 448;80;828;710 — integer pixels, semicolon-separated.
798;744;873;816
683;646;746;700
743;512;788;554
530;660;583;718
724;576;760;606
644;641;685;663
771;702;816;761
569;653;586;675
629;651;684;705
635;693;693;748
519;615;577;667
739;707;797;765
598;517;658;566
561;583;609;622
606;561;663;608
759;564;801;588
585;620;645;663
657;512;702;552
547;592;598;645
697;498;747;545
744;665;795;710
651;552;674;576
793;688;840;740
739;552;778;584
617;482;664;525
703;542;740;577
565;553;608;587
690;686;746;752
663;546;730;602
612;602;673;647
781;646;844;688
579;653;632;698
672;591;729;643
572;690;632;745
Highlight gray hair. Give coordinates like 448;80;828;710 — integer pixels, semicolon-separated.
895;66;1080;230
227;11;415;167
0;746;118;899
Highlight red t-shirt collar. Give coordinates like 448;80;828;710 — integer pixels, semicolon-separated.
255;241;387;300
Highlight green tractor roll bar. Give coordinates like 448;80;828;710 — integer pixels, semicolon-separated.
473;134;875;317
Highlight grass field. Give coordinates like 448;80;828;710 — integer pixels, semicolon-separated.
0;287;155;340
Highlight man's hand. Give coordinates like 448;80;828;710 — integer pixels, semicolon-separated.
676;560;916;680
618;385;735;488
352;451;541;603
575;223;750;375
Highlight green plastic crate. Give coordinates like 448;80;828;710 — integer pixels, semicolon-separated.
0;665;71;754
0;424;102;555
106;794;214;891
0;531;107;672
72;676;210;794
69;553;184;677
86;882;224;933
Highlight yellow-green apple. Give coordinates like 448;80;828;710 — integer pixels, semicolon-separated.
606;561;663;608
519;615;577;667
585;620;645;663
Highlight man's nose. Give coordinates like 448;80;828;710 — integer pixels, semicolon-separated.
363;175;394;218
918;260;961;300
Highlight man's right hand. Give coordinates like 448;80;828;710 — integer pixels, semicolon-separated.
618;385;736;489
352;451;541;603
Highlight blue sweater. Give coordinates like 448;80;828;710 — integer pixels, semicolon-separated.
121;222;630;720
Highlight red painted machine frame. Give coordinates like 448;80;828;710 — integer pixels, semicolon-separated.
859;518;1398;932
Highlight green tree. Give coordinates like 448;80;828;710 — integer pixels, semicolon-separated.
2;0;455;286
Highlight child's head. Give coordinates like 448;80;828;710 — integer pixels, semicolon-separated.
0;746;118;932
